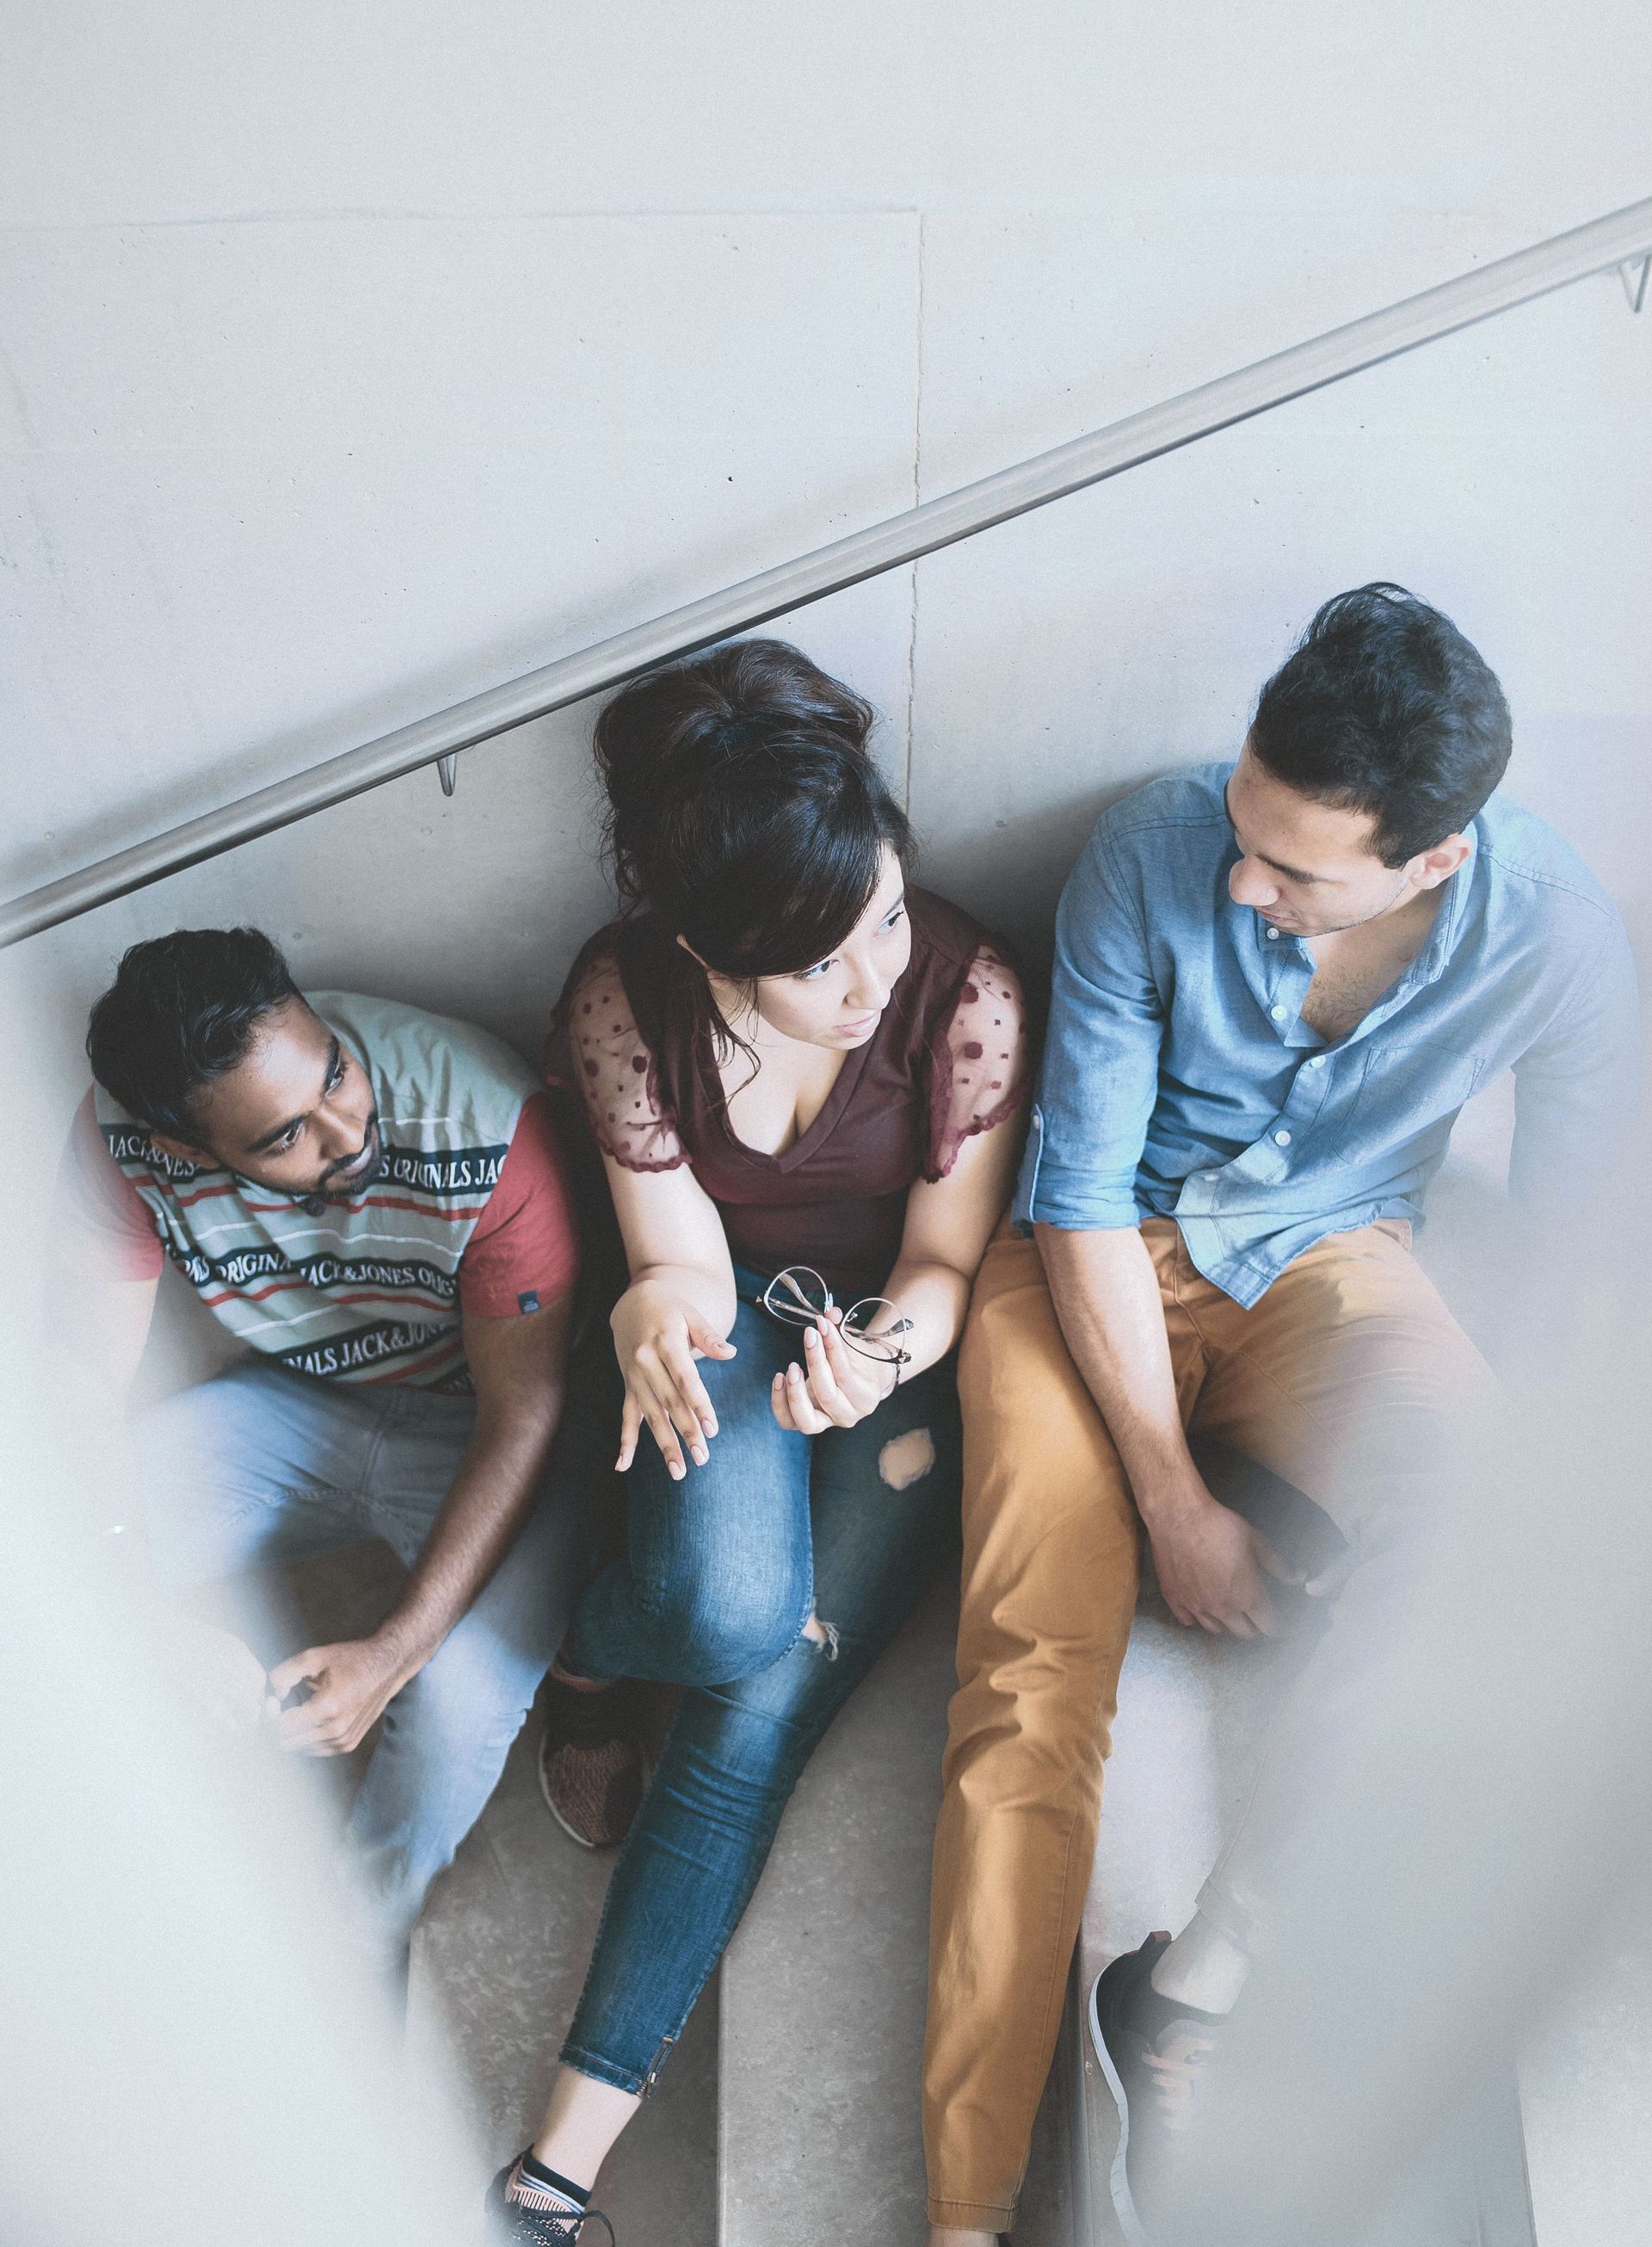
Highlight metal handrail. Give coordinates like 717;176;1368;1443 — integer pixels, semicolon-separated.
6;196;1649;948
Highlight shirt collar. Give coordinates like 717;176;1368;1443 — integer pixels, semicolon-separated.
1230;824;1482;981
1402;825;1479;993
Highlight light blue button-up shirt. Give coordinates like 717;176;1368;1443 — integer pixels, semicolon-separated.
1015;761;1642;1306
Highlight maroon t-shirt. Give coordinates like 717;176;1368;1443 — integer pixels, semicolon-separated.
543;887;1027;1301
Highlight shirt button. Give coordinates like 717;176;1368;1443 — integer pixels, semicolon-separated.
1203;1172;1220;1182
1270;1003;1287;1022
1308;1054;1327;1069
1274;1129;1291;1146
1266;926;1280;941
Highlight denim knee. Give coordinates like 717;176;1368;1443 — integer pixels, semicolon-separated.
638;1569;811;1685
398;1627;541;1758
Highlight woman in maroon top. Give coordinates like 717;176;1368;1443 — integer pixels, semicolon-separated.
490;640;1026;2242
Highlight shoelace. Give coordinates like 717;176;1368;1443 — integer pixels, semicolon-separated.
503;2201;616;2245
1143;2022;1217;2134
502;2162;617;2245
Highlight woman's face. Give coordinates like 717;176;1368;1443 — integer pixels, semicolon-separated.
712;847;913;1051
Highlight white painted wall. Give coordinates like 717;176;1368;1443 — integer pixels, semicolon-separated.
6;1;1649;1068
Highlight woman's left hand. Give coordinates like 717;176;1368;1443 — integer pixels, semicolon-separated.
771;1312;894;1433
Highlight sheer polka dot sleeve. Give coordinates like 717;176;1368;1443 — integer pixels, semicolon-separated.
566;952;688;1172
928;944;1030;1180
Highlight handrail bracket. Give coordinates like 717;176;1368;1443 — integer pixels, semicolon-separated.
1620;254;1651;314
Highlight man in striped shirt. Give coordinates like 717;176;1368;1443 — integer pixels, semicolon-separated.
53;926;585;1964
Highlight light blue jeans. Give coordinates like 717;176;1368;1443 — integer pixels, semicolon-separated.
138;1358;585;1960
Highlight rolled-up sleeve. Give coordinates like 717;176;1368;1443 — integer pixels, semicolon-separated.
1014;823;1166;1231
1510;908;1643;1215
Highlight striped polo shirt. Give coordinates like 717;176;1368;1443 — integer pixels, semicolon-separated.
71;992;577;1392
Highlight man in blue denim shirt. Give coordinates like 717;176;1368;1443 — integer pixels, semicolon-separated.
1022;740;1637;1307
920;586;1642;2247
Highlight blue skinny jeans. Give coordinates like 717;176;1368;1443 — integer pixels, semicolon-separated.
557;1267;961;2092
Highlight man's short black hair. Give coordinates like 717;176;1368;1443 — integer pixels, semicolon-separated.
1249;583;1513;866
85;927;301;1140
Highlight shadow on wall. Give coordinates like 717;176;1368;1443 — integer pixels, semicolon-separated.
922;772;1163;979
3;627;589;905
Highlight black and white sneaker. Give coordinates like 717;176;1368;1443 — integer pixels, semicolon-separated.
1088;1933;1223;2246
486;2157;615;2244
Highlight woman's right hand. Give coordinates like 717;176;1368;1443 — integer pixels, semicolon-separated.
610;1280;737;1478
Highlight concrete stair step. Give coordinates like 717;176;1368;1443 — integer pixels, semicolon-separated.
713;1546;1531;2247
712;1583;1326;2246
410;1686;719;2243
1075;1607;1534;2246
717;1573;1077;2246
263;1536;712;2239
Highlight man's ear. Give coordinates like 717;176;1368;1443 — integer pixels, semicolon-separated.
149;1128;214;1168
1412;832;1473;892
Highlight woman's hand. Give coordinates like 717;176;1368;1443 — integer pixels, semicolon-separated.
611;1280;737;1478
771;1312;895;1434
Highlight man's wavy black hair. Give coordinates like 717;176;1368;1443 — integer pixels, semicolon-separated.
1249;583;1513;866
86;926;300;1139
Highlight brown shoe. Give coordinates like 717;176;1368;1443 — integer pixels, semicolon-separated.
536;1672;645;1849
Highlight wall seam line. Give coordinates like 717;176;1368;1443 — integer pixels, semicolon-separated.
903;209;924;812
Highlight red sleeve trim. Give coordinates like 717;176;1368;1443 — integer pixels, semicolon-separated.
55;1091;166;1281
456;1092;581;1318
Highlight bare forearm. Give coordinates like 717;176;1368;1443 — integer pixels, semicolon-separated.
1037;1227;1286;1638
379;1408;560;1670
1033;1224;1201;1520
877;1256;971;1381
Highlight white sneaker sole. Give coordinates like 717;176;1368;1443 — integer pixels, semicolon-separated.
539;1771;599;1849
1088;1967;1149;2247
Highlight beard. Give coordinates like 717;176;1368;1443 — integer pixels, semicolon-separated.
316;1113;385;1197
1277;869;1417;940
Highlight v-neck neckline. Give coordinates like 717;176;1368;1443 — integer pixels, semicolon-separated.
704;1015;879;1173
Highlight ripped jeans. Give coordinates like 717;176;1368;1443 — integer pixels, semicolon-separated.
559;1265;961;2092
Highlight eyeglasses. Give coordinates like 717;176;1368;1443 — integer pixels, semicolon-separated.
759;1266;914;1373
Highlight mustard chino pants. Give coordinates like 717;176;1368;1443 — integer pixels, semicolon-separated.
921;1218;1489;2232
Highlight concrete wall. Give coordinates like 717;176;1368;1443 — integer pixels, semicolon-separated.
5;1;1649;1146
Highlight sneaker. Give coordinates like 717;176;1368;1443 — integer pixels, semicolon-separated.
486;2157;615;2244
1088;1932;1222;2245
537;1671;645;1849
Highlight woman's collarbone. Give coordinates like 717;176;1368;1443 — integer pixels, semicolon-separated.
720;1044;850;1157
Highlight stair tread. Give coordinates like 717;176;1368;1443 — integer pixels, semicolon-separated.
410;1692;719;2240
718;1574;1073;2243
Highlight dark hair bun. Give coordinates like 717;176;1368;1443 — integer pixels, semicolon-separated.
593;639;910;980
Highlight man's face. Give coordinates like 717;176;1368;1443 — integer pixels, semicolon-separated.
153;997;383;1199
1224;741;1458;940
